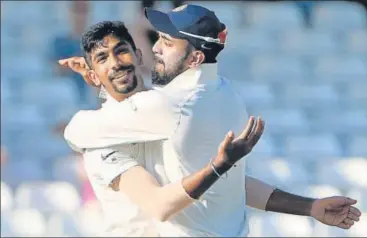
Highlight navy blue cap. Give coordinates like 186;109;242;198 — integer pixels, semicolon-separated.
145;4;227;53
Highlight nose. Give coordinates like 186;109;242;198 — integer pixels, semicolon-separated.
111;54;122;71
152;40;161;55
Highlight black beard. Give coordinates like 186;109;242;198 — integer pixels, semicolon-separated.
112;74;138;94
152;45;192;86
152;70;173;85
151;58;188;86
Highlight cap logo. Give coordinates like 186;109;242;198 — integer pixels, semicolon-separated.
172;4;187;12
218;28;227;44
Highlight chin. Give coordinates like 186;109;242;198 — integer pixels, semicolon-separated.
115;84;137;95
116;87;131;94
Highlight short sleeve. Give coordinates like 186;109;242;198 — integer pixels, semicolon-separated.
97;147;140;186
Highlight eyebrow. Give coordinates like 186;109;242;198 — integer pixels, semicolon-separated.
113;41;128;50
160;34;173;41
93;50;107;61
92;41;129;61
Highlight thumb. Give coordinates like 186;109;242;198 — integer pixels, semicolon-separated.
219;131;234;150
330;197;357;207
345;197;357;205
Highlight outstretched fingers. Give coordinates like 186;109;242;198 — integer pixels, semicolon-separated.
237;116;255;141
247;117;265;147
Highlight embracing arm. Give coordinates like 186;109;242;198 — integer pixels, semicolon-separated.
112;161;225;222
111;117;264;222
245;176;275;210
264;188;315;216
245;176;314;215
95;145;221;222
245;176;361;229
64;91;178;150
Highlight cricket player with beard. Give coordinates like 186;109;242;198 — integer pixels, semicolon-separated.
61;5;361;237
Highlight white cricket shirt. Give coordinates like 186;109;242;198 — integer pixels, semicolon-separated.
74;94;160;237
65;63;250;237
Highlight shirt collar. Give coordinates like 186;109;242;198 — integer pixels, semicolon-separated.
164;63;219;90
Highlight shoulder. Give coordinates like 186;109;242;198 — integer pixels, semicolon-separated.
64;109;100;136
183;77;241;109
131;88;180;110
63;110;97;152
130;89;184;123
173;77;249;131
63;106;130;151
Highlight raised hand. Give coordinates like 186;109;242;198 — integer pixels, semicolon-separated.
213;116;265;171
58;57;96;87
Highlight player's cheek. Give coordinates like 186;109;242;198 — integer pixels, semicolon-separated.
118;53;134;65
99;67;110;82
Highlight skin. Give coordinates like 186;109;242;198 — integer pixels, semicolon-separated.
265;189;361;229
311;196;361;229
151;32;205;85
85;35;147;102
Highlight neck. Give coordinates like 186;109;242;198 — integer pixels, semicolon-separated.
111;84;149;102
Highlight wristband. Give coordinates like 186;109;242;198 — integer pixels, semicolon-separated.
210;157;228;179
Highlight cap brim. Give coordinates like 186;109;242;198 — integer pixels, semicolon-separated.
144;8;181;38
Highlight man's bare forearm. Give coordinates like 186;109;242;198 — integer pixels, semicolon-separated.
265;189;316;216
182;160;232;199
114;158;233;222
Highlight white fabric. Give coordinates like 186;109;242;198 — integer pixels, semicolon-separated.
82;144;160;237
72;96;158;237
65;63;250;237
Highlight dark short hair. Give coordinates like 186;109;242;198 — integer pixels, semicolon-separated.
81;21;136;66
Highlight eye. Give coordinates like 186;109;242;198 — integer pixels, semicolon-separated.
116;47;129;55
97;56;107;64
164;41;172;47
